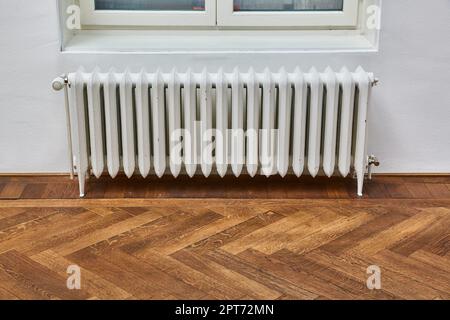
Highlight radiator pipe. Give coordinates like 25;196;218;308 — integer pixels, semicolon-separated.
52;75;74;180
367;155;380;180
58;72;379;90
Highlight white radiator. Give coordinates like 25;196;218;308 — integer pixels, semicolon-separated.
53;67;376;198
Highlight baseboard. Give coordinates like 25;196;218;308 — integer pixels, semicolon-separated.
371;173;450;177
0;173;70;177
0;172;449;177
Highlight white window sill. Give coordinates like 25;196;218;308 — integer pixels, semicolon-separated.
61;29;379;54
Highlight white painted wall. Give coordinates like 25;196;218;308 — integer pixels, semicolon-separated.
0;0;449;174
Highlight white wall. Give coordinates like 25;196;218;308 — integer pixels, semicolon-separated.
0;0;449;174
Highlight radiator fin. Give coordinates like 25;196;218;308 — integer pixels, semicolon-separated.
322;67;340;178
86;69;104;178
216;68;229;178
292;67;308;178
231;68;245;177
354;66;371;193
277;67;292;178
103;69;120;178
261;68;276;177
152;70;167;178
183;69;197;177
307;67;323;178
136;70;151;178
246;67;260;178
338;67;356;178
69;69;89;197
119;70;136;178
168;69;182;178
200;68;213;178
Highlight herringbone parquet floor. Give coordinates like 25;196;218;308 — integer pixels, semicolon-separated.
0;176;449;300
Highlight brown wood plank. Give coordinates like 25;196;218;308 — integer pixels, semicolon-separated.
426;183;450;199
364;181;390;198
171;250;286;300
24;209;141;256
241;248;362;299
0;286;19;299
385;183;413;199
31;250;131;300
410;250;450;274
0;182;26;199
131;249;247;299
326;180;351;199
303;249;446;300
41;183;70;199
347;207;448;256
371;250;450;298
139;206;268;255
321;211;410;255
0;208;58;232
20;183;46;199
404;182;433;199
95;249;208;300
220;207;319;255
200;248;317;299
0;250;89;300
51;211;163;256
0;209;97;255
424;233;450;257
67;247;176;299
186;211;285;254
120;209;223;255
390;215;450;256
268;249;395;299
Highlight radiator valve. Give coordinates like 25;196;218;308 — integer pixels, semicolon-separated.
52;75;68;91
367;155;380;180
371;78;380;87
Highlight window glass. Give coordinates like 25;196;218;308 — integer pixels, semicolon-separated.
95;0;206;11
233;0;344;12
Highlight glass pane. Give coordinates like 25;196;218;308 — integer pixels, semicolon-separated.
233;0;344;12
95;0;206;11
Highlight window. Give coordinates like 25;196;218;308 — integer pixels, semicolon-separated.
80;0;217;26
80;0;359;28
218;0;359;27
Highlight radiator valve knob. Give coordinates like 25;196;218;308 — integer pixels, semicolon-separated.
52;76;65;91
368;155;380;167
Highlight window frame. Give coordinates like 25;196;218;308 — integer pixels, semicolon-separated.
79;0;360;28
79;0;217;27
217;0;360;27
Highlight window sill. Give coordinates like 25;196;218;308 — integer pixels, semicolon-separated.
61;29;379;54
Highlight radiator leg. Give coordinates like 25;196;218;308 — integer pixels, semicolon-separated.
356;171;364;197
78;171;86;198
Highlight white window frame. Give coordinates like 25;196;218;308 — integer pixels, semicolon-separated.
80;0;217;27
217;0;359;27
62;1;381;53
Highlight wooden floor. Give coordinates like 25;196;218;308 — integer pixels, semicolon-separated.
0;175;449;300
